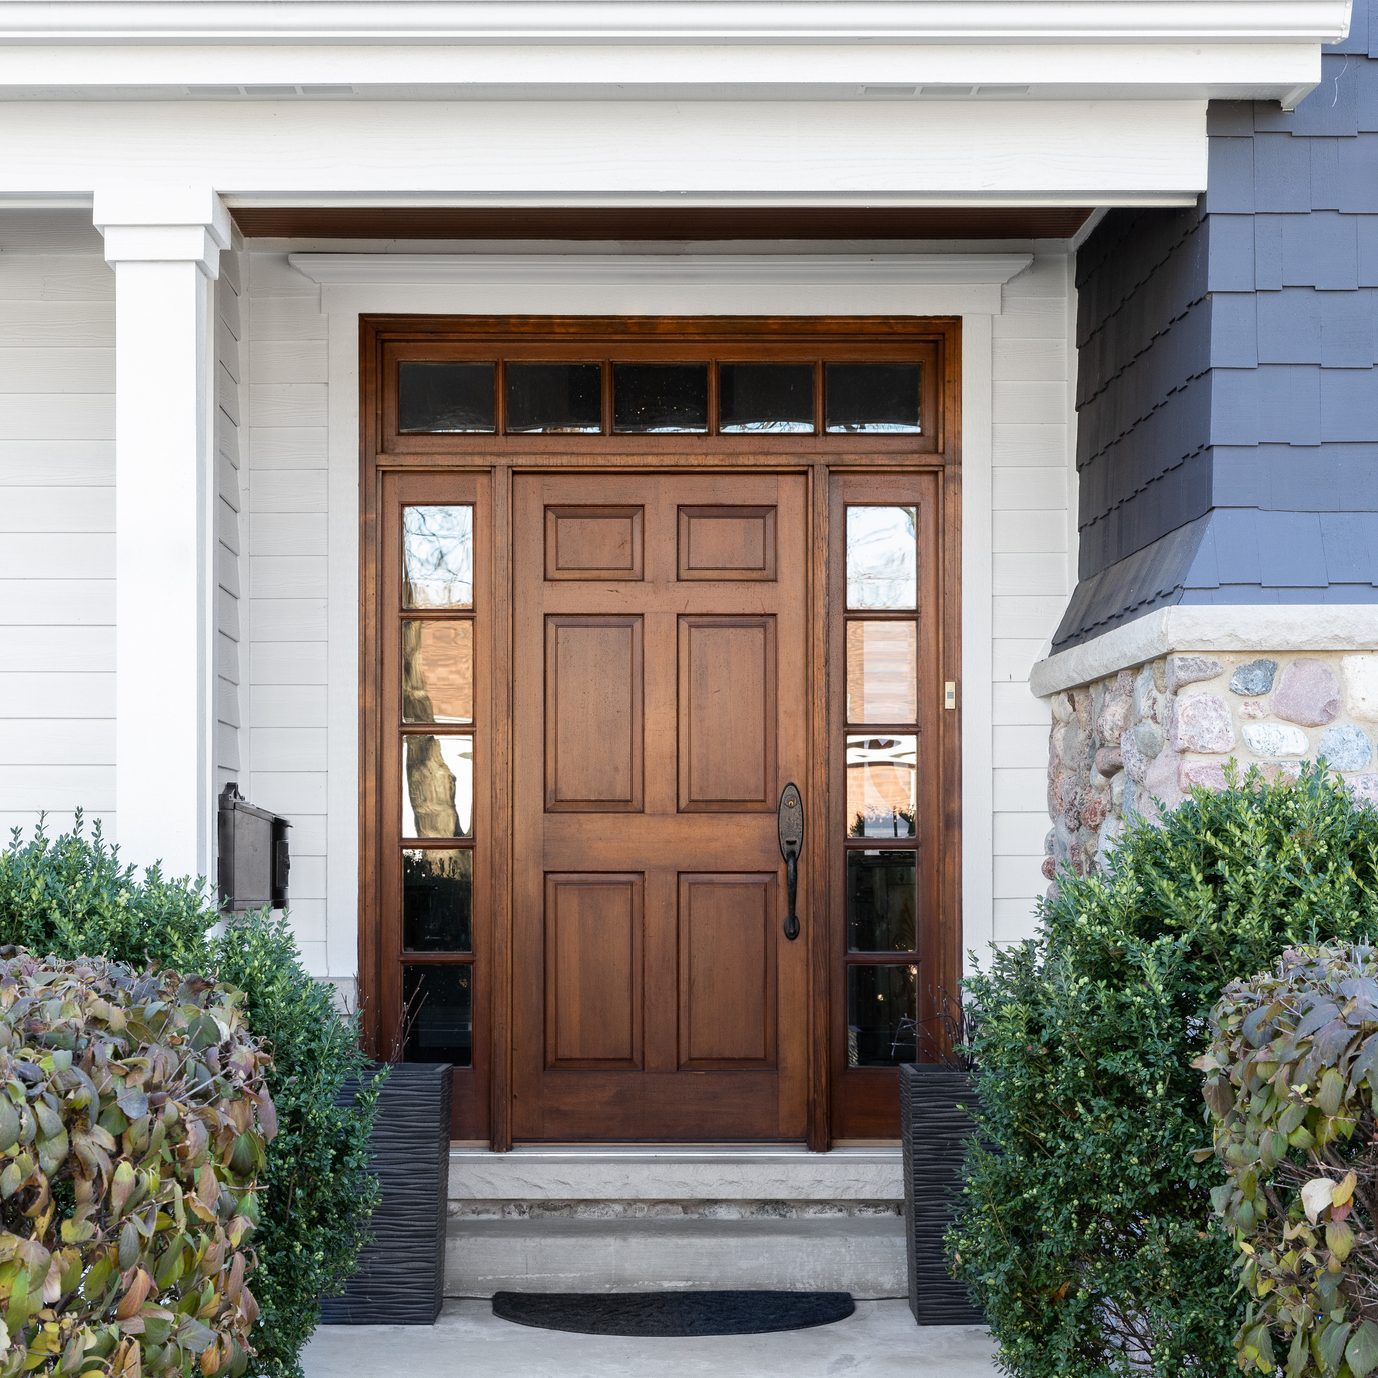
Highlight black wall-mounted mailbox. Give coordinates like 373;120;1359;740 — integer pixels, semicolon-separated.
218;783;291;911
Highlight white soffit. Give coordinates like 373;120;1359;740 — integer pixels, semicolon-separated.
0;1;1351;105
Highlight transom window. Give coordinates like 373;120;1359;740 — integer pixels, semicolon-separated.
389;348;933;445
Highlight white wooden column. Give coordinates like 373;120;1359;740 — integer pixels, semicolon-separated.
94;186;230;881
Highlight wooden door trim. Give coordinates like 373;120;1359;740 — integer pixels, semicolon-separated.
358;315;962;1149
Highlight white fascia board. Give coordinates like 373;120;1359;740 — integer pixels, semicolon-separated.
0;98;1207;204
0;41;1333;99
0;3;1351;45
0;3;1350;102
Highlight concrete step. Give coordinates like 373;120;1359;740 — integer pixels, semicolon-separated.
446;1215;908;1300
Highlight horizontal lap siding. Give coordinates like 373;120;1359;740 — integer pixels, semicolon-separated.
245;251;329;977
216;235;247;803
0;212;115;838
990;253;1074;945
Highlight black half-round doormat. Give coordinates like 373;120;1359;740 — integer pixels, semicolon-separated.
491;1289;856;1337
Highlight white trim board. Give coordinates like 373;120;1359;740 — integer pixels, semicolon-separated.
290;252;1034;319
1031;605;1378;697
0;3;1346;108
0;99;1207;205
296;249;1030;976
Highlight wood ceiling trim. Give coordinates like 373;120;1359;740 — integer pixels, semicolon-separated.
232;206;1093;242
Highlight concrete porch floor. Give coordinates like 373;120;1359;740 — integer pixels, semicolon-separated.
303;1300;998;1377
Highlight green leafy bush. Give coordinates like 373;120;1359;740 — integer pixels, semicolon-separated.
0;949;274;1377
0;818;379;1378
949;764;1378;1377
1199;944;1378;1377
213;913;379;1376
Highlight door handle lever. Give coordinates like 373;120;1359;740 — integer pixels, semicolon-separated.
778;783;804;941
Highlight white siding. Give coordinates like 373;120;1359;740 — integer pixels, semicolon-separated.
989;252;1074;945
0;211;115;841
215;232;248;800
244;250;330;977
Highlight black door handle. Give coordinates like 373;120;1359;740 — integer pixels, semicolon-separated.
778;783;804;941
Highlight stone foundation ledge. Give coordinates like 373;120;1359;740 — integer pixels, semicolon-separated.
1029;608;1378;880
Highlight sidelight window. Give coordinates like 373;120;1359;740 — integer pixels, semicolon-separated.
398;501;479;1072
839;499;923;1068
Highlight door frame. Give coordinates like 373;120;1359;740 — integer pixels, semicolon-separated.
358;314;963;1150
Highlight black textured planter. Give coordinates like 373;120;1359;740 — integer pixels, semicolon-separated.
320;1062;452;1325
901;1062;984;1326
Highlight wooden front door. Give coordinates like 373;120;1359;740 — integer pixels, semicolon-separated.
511;471;810;1141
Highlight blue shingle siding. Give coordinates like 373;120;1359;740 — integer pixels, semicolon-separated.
1053;0;1378;651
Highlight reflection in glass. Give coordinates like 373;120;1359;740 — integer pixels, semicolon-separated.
402;965;473;1066
846;736;917;839
403;850;473;952
403;506;474;609
846;506;917;610
506;362;603;434
846;621;917;723
825;363;922;433
847;850;917;952
403;735;474;838
719;363;814;433
612;363;709;433
847;964;918;1066
403;621;474;724
399;362;495;433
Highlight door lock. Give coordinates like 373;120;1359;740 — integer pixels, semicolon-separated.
777;783;804;941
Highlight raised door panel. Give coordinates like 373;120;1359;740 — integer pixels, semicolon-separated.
545;873;644;1067
677;505;777;581
678;615;777;812
678;873;776;1068
545;505;644;580
545;615;644;811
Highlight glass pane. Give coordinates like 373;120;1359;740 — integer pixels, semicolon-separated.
846;621;917;723
612;363;708;433
402;965;472;1067
403;850;473;952
825;363;922;434
719;363;814;434
847;964;918;1066
846;735;917;839
847;849;917;952
506;362;602;434
403;735;474;838
403;506;473;610
399;362;495;433
846;506;917;610
403;621;473;725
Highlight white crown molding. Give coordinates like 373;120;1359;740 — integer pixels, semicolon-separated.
289;250;1034;316
0;2;1348;107
1030;605;1378;697
0;3;1352;45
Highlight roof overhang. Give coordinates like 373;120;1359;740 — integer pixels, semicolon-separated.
0;1;1352;107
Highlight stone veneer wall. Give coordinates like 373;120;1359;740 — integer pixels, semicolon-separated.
1046;651;1378;880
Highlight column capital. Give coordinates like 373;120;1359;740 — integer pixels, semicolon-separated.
93;184;231;278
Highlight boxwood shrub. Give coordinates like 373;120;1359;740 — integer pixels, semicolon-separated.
0;816;379;1378
949;764;1378;1377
